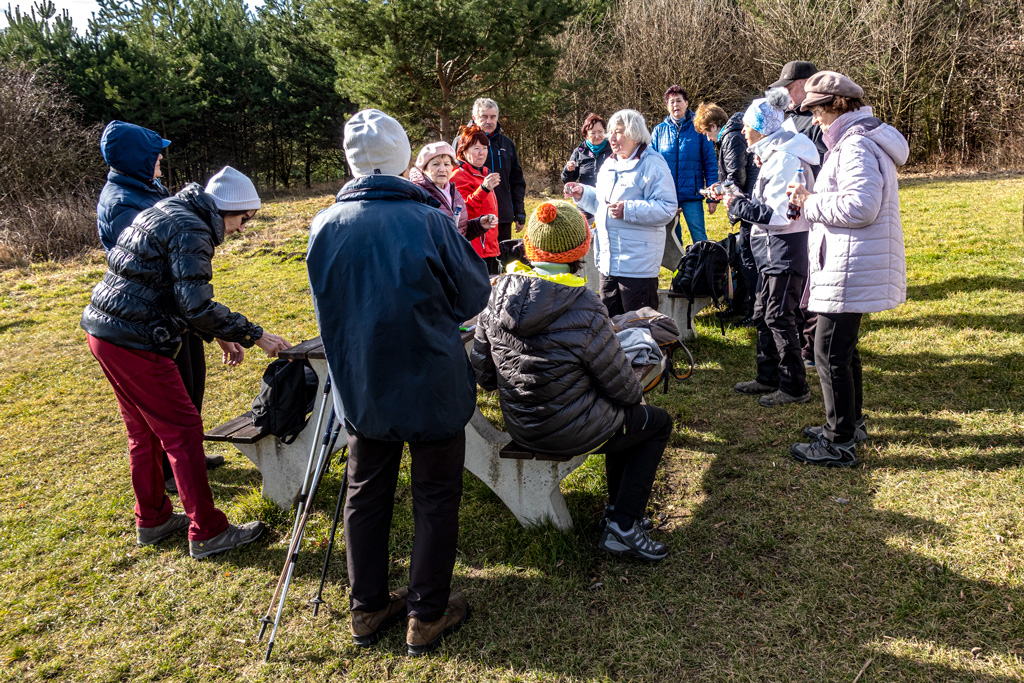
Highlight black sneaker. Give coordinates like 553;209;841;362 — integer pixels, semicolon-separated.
599;505;654;532
734;379;777;395
790;437;857;467
206;455;225;470
758;389;811;407
137;512;190;546
165;477;178;495
189;521;266;559
598;520;668;561
802;419;868;444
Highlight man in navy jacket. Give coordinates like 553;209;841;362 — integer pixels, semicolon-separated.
96;121;171;252
307;109;490;656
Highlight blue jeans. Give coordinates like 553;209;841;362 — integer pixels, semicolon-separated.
674;201;707;245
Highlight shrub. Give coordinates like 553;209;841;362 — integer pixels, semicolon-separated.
0;63;104;266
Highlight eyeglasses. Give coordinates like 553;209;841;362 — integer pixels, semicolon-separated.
240;210;257;226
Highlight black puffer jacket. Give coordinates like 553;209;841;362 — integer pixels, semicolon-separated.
718;112;759;195
471;268;642;457
81;184;263;358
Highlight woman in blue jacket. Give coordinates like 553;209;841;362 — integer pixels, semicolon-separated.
650;86;718;247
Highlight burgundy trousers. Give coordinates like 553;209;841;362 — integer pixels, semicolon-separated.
88;334;229;541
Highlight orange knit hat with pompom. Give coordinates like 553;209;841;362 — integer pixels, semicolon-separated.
522;200;591;264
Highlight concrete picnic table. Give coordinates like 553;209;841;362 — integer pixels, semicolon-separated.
206;326;661;531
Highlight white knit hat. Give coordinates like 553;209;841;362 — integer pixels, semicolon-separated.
343;109;411;178
204;166;261;211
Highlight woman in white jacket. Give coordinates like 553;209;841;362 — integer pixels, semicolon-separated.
564;109;678;316
723;89;820;408
786;71;908;467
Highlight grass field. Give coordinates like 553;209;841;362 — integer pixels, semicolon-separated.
0;175;1022;682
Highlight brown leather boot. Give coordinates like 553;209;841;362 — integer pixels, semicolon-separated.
351;587;409;647
406;593;469;656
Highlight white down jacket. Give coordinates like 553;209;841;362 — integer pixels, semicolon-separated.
804;107;909;314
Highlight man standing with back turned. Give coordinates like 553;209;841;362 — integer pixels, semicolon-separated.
306;110;491;656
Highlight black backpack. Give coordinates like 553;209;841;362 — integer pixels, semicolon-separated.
251;358;319;444
670;239;732;334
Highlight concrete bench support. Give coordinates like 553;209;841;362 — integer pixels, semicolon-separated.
463;411;587;531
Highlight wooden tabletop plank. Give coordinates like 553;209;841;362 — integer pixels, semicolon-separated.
280;337;325;361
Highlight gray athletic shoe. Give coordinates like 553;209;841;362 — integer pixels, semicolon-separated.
189;521;266;559
598;520;668;561
802;419;868;444
790;437;857;467
759;389;811;407
137;512;190;546
600;504;654;532
733;379;777;395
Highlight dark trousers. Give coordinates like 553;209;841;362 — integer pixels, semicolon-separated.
483;257;501;276
599;273;659;318
797;308;818;361
597;404;671;523
344;430;465;622
753;272;808;396
88;334;229;541
498;221;513;244
734;222;758;317
814;312;863;443
163;331;206;480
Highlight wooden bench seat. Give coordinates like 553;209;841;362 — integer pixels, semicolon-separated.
499;442;577;462
204;411;270;444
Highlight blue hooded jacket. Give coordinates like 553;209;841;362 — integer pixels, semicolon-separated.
650;110;718;204
306;175;492;442
96;121;171;251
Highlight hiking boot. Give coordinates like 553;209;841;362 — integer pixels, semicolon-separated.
599;505;654;532
759;389;811;407
802;419;868;444
165;477;178;495
734;379;777;395
598;519;668;561
137;512;190;546
206;455;225;470
352;587;409;647
189;521;266;559
406;593;469;656
790;436;857;467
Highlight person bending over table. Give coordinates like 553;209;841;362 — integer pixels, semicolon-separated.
81;166;291;559
471;199;672;562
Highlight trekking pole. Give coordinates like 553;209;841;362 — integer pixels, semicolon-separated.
257;382;333;642
310;448;349;616
264;420;343;662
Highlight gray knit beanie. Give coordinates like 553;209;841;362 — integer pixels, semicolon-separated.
344;109;411;178
204;166;261;211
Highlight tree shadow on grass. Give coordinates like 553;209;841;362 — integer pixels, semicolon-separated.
0;317;38;334
906;276;1023;302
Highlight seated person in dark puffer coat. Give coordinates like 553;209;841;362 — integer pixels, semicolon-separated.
471;200;673;562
